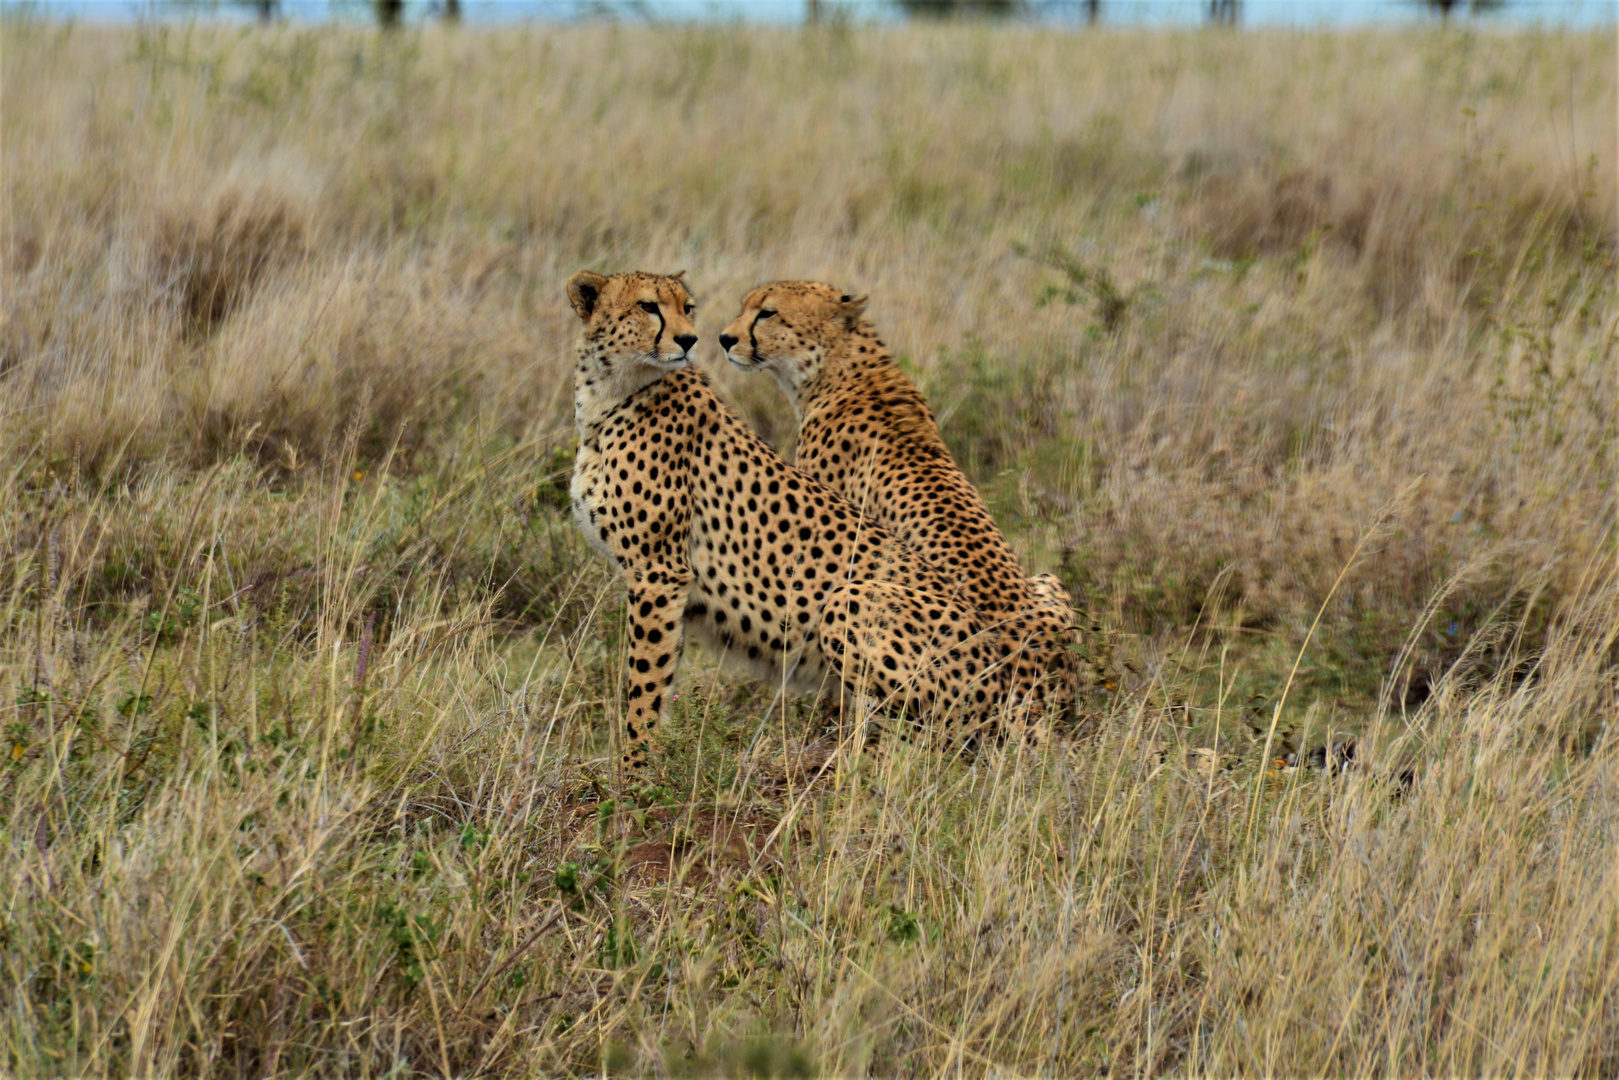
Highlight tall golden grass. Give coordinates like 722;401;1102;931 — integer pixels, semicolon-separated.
3;15;1616;1076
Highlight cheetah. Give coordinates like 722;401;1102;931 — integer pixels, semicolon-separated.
565;270;1023;770
718;281;1112;719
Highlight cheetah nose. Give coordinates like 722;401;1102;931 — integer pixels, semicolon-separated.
674;333;698;352
718;334;738;352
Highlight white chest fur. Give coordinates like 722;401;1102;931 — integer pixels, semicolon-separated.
569;435;619;564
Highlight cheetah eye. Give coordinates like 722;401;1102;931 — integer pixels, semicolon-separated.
757;310;777;321
684;304;695;315
638;301;660;314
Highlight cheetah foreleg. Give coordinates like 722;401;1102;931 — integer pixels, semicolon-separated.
619;563;692;770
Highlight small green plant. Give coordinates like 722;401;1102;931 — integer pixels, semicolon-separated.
885;905;921;944
375;900;440;986
117;692;154;718
555;854;614;910
1013;240;1134;331
599;916;638;968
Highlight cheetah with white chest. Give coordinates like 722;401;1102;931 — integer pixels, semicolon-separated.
565;270;1023;769
719;281;1112;720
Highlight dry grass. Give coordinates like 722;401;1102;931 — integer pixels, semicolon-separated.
3;14;1617;1077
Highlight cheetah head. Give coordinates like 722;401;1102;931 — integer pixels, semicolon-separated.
567;269;699;375
718;280;867;399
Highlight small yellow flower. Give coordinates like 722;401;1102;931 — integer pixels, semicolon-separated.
10;742;25;761
352;470;365;482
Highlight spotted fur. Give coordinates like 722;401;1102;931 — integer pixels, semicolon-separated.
566;271;1023;769
720;280;1113;721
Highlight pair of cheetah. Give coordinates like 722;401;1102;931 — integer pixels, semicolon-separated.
566;270;1105;770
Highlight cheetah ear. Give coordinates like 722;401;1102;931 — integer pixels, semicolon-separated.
669;269;687;282
567;271;607;320
836;293;868;328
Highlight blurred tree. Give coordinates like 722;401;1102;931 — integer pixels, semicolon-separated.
444;0;461;19
1086;0;1099;24
1207;0;1239;23
220;0;278;20
376;0;403;26
894;0;1022;16
1424;0;1505;24
808;0;823;22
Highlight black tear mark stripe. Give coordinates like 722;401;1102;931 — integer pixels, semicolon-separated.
748;310;767;361
652;304;666;356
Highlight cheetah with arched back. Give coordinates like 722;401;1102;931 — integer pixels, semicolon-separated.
719;281;1114;721
565;270;1025;769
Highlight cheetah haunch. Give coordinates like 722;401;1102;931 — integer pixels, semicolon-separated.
719;280;1113;719
566;270;1026;770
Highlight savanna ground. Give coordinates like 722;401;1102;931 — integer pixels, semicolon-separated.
3;15;1616;1077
